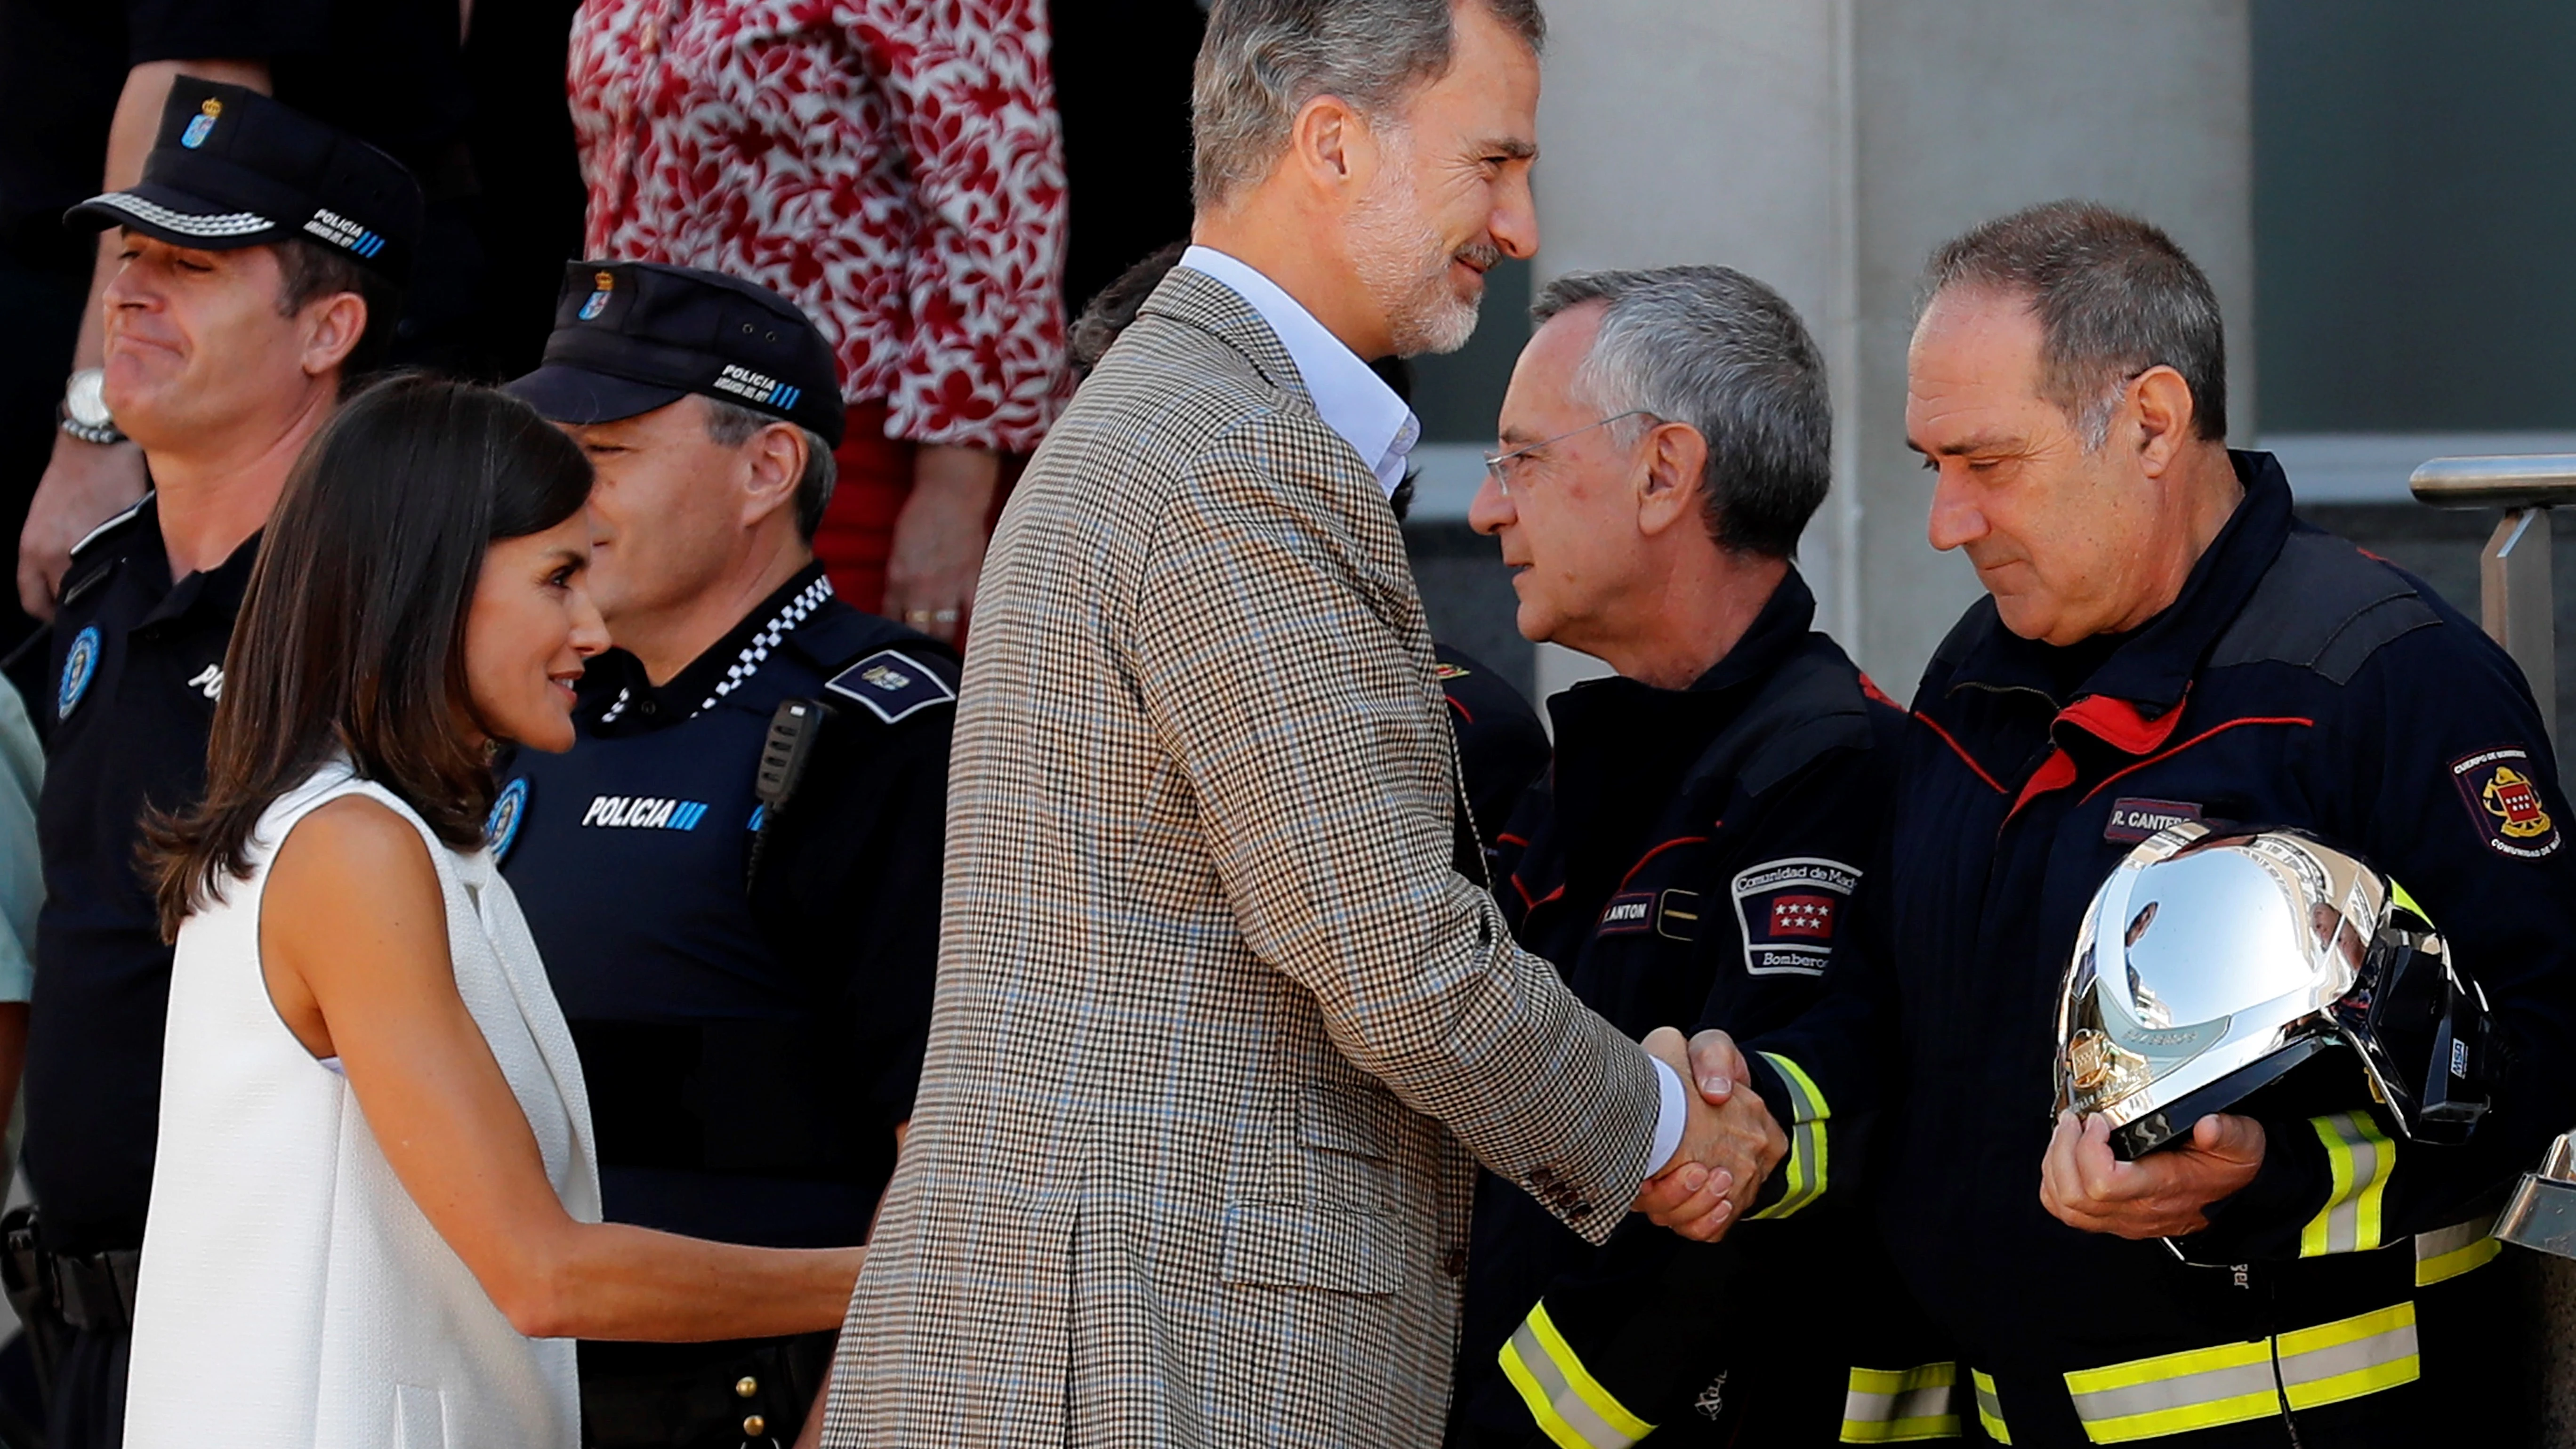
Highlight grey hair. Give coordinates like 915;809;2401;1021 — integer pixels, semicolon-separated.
1531;266;1831;560
701;396;838;541
1191;0;1545;211
1920;200;2228;449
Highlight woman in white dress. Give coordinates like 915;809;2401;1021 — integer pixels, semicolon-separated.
128;376;867;1449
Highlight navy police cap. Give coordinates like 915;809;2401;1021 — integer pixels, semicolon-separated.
64;78;423;286
506;261;846;447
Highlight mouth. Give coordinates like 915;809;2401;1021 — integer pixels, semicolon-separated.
1451;243;1502;285
105;328;183;359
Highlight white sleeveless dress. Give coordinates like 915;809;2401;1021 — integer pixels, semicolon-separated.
124;762;601;1449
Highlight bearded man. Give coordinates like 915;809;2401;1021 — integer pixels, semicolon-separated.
812;2;1785;1446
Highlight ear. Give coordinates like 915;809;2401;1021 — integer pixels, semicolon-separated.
298;291;370;378
2129;365;2197;478
739;421;805;530
1286;92;1381;200
1634;421;1710;539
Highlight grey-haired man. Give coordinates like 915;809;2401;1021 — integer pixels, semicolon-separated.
1452;266;1907;1448
814;3;1785;1446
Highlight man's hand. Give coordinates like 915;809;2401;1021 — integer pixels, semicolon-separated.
18;432;147;619
1684;1027;1749;1106
1633;1027;1786;1242
885;443;999;645
2040;1110;2265;1239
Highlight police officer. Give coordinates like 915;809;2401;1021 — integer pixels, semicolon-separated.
1448;266;1907;1448
499;262;953;1449
1842;201;2576;1446
4;80;418;1448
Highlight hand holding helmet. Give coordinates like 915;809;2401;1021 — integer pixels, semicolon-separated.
2043;823;2494;1240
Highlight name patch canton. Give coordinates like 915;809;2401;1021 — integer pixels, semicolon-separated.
827;649;956;724
1731;857;1859;976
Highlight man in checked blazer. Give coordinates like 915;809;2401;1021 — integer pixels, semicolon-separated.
818;3;1787;1444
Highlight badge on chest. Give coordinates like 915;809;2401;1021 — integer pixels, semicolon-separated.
1731;857;1860;976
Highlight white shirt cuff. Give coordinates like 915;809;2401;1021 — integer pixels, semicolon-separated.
1644;1055;1687;1176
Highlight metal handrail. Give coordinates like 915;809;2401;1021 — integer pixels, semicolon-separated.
2410;454;2576;509
2406;455;2561;757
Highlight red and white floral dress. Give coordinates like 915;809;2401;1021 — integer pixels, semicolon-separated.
567;0;1068;609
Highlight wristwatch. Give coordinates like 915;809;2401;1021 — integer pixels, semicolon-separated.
59;367;125;447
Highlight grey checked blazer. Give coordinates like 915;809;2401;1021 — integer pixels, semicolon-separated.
819;267;1663;1448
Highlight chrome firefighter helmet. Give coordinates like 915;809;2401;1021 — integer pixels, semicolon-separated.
2054;823;2491;1159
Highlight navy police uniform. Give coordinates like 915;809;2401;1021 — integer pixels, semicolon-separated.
4;80;419;1449
1450;569;1912;1448
499;567;954;1449
1870;452;2576;1446
504;260;948;1449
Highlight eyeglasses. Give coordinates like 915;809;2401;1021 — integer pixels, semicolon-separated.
1482;410;1662;497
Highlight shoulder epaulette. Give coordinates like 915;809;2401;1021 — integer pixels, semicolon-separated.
825;647;959;725
2209;531;2440;685
53;494;153;613
67;494;150;560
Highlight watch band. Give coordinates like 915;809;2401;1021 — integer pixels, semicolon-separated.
57;410;126;448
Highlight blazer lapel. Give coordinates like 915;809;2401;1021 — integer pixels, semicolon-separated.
1138;266;1317;415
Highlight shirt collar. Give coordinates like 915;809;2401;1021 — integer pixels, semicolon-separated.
1544;567;1817;742
594;562;835;728
1177;245;1420;497
1690;567;1817;696
130;496;261;630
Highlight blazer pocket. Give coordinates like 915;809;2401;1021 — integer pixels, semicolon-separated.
1298;1084;1399;1161
1221;1201;1406;1296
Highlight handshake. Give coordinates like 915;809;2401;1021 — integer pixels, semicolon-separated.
1629;1027;1786;1243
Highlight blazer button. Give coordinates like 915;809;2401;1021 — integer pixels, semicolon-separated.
736;1376;759;1399
1440;1248;1469;1279
743;1415;767;1437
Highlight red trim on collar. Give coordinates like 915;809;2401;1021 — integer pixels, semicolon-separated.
1859;673;1902;709
2059;690;2189;756
1615;836;1710;894
1915;710;2007;795
2080;717;2317;803
2008;747;2080;822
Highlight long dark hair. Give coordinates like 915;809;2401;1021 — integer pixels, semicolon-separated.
147;373;593;940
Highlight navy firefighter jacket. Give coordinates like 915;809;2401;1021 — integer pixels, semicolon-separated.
1876;451;2576;1447
1451;569;1908;1447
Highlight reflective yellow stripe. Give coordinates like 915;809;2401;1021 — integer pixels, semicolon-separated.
2389;878;2431;925
1497;1302;1655;1449
1751;1052;1829;1220
2415;1213;2503;1286
1971;1369;2010;1444
2062;1303;2418;1444
2300;1111;2395;1256
1840;1362;1961;1442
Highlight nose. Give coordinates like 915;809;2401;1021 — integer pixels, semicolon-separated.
1925;465;1988;554
100;253;151;314
568;583;612;658
1467;467;1514;537
1490;170;1538;263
